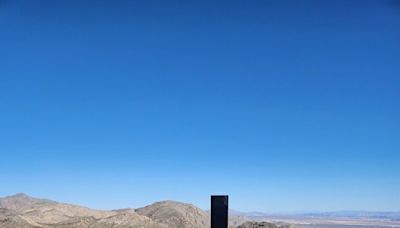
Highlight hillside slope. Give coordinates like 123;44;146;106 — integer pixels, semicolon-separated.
137;200;210;228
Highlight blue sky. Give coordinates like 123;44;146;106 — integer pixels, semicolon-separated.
0;0;399;212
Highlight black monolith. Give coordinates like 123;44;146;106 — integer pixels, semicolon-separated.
211;195;228;228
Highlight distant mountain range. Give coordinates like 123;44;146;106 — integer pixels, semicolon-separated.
240;211;400;220
0;193;291;228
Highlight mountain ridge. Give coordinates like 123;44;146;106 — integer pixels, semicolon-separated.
0;193;258;228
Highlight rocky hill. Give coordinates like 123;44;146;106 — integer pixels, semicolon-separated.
0;194;161;227
137;200;210;228
0;193;55;212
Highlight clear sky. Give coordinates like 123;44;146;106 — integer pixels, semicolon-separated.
0;0;399;213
